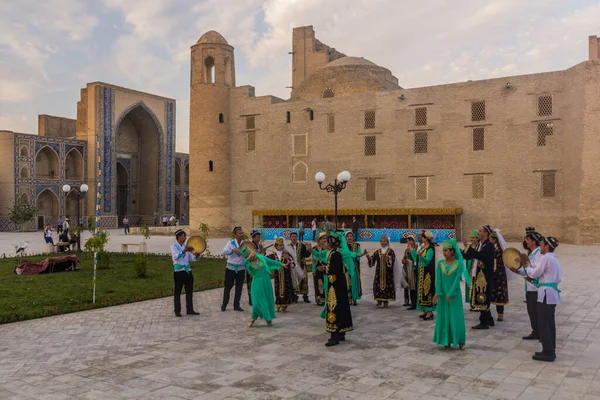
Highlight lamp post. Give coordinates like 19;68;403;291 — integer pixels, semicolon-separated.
62;183;89;252
315;170;351;230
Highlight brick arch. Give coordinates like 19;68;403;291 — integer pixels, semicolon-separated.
35;145;59;179
64;147;84;180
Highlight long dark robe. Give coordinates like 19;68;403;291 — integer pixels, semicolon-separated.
289;242;312;295
466;241;495;311
269;252;294;306
369;248;396;302
324;250;353;334
312;245;326;305
491;243;509;306
415;247;436;311
349;243;363;297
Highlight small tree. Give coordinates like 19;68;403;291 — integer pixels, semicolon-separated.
8;200;36;231
199;222;211;256
140;224;151;241
84;230;110;269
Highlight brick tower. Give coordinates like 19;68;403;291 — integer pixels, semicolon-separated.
189;31;235;235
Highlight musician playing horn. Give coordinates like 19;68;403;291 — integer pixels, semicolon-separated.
171;229;201;317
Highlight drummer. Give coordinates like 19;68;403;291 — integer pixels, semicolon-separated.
171;229;202;317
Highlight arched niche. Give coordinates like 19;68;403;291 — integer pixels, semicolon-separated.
185;164;189;184
20;146;28;157
116;162;129;217
36;189;59;220
20;167;29;179
175;161;181;185
35;146;59;179
293;161;308;182
65;148;83;180
115;104;161;217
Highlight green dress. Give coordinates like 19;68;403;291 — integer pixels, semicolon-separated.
244;255;284;322
432;259;466;348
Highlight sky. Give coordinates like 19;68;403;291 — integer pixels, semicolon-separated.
1;0;600;153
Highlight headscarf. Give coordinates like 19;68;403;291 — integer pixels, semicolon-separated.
442;239;471;297
240;246;283;274
470;230;478;238
491;229;508;251
424;231;435;244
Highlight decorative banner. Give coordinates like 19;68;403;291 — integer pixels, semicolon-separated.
258;228;455;243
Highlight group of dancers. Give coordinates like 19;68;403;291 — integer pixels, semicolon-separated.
170;224;563;357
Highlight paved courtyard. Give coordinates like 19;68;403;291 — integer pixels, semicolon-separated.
1;239;600;400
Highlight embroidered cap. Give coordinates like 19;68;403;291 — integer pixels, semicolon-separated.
470;230;479;238
232;226;242;234
525;226;536;234
482;225;493;234
175;229;186;238
327;234;341;248
250;229;261;238
544;236;559;251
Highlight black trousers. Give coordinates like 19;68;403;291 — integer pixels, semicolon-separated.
537;296;556;354
479;310;494;326
312;230;316;240
222;268;245;309
403;288;410;303
247;274;252;305
174;271;194;313
409;290;417;306
496;305;504;314
526;291;539;337
124;224;130;234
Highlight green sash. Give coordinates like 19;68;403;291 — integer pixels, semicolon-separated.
537;282;561;293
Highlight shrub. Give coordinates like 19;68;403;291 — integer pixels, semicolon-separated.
134;254;148;278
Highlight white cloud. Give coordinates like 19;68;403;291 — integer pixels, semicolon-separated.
2;0;600;150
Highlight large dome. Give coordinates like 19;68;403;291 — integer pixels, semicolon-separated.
324;56;378;68
197;30;228;45
291;56;400;100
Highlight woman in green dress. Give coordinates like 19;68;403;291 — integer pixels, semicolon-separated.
432;239;466;349
240;246;289;327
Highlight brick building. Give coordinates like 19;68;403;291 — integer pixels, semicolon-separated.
0;83;189;231
190;26;600;244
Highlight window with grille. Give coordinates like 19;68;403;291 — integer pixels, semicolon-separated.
537;122;553;146
364;110;376;129
292;134;307;156
538;95;553;116
542;172;556;197
323;88;334;98
472;175;484;199
414;131;428;154
415;107;427;126
245;116;255;130
327;114;335;133
293;162;308;182
244;192;254;206
471;101;486;122
366;178;376;201
415;177;428;200
364;135;376;156
246;131;256;152
473;128;485;151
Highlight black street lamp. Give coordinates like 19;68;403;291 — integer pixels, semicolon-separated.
315;170;351;230
62;183;89;252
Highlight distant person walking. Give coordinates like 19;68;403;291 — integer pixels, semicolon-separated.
298;220;305;242
123;216;130;234
311;218;317;241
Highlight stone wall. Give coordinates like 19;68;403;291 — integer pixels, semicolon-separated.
38;115;76;138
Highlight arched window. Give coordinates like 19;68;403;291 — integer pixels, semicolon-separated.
20;146;28;157
20;167;29;179
224;57;232;86
323;88;335;98
205;56;215;83
209;160;214;172
219;113;224;123
292;162;308;182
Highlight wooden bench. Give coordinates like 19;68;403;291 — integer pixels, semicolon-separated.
53;242;73;253
121;243;140;253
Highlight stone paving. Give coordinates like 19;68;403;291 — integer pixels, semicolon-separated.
1;241;600;399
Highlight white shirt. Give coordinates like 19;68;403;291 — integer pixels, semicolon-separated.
524;247;542;292
311;221;316;230
222;239;245;270
522;252;563;304
63;220;69;230
170;242;199;272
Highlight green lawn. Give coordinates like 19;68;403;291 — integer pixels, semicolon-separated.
0;253;226;324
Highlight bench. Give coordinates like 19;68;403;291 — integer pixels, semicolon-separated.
53;242;73;253
121;243;140;253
